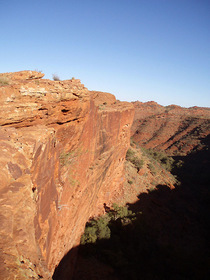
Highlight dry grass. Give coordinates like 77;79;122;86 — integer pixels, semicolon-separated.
0;76;10;85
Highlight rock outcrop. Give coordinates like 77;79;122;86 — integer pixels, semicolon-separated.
0;71;134;279
131;101;210;155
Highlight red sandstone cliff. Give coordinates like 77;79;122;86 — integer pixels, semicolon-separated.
131;101;210;155
0;71;134;279
2;71;208;279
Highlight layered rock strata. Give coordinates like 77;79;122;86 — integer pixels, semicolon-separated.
132;101;210;155
0;71;134;279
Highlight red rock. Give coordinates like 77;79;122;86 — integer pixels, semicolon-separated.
0;71;134;279
0;70;45;81
132;101;210;155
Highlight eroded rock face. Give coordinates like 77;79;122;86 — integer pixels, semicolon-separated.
0;70;45;81
132;101;210;155
0;71;134;279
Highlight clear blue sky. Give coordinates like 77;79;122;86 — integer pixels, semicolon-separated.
1;0;210;107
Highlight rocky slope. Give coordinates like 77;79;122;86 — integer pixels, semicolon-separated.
53;140;177;280
67;112;210;280
131;101;210;155
1;71;209;279
0;71;134;279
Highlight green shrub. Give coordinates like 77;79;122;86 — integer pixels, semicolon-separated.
96;217;111;240
81;204;135;245
132;158;144;170
111;203;133;219
160;156;174;171
81;215;111;245
80;226;98;244
126;148;135;159
142;148;174;171
126;148;144;171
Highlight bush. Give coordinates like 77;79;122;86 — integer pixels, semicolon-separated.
126;148;135;159
81;215;111;245
96;217;111;240
132;158;144;171
80;226;97;244
81;204;135;245
0;77;10;85
52;74;61;81
111;203;132;219
126;148;144;171
142;148;174;171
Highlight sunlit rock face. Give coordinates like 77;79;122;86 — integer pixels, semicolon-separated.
0;71;134;279
132;101;210;155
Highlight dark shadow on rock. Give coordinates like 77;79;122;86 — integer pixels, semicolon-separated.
53;246;78;280
53;138;210;280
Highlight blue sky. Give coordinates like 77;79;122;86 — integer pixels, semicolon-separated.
1;0;210;107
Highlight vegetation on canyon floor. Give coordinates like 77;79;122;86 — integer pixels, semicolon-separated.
75;141;210;280
125;148;144;171
127;139;181;185
141;147;175;171
81;203;137;245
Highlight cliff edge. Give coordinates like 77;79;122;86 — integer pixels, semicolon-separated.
0;71;134;279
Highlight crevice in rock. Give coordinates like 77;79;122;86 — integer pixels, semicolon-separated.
56;117;81;125
61;109;70;114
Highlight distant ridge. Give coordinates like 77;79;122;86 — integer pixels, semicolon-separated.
131;101;210;155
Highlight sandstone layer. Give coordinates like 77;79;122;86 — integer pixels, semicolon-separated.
0;71;134;279
131;101;210;155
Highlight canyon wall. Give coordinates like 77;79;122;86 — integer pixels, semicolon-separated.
131;101;210;155
0;71;134;279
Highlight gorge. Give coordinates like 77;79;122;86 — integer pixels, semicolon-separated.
0;71;209;280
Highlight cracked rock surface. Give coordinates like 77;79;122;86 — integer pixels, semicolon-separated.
0;71;134;279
